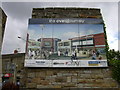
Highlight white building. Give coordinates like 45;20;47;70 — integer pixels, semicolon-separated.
57;40;72;56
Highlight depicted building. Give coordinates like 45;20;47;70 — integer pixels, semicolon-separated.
28;39;41;50
57;40;71;56
57;33;106;57
69;33;106;53
37;38;61;52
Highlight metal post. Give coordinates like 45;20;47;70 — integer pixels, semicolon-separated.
13;64;16;83
40;24;45;58
52;24;54;53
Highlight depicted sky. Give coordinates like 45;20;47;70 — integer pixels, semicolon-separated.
28;24;104;41
1;1;119;54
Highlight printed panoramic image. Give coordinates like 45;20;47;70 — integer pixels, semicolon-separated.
25;23;107;61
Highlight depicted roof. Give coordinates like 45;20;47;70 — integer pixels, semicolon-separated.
69;33;104;41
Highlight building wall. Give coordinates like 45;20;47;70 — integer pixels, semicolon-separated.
24;8;119;89
57;40;71;56
2;54;119;89
37;38;61;52
0;8;7;85
0;8;7;47
2;53;27;87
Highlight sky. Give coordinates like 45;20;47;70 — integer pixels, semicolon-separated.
28;24;104;41
0;1;119;54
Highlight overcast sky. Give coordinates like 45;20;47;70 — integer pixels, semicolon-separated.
1;1;119;54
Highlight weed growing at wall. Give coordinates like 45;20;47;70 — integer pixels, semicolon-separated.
108;50;120;83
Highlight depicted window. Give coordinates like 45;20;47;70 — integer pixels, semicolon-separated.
58;43;63;46
72;41;82;46
87;40;94;45
44;42;51;46
72;42;79;46
64;42;70;46
83;40;93;45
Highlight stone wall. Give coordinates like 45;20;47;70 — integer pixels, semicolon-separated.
26;68;118;89
25;8;119;89
32;8;102;19
2;53;27;87
0;8;7;86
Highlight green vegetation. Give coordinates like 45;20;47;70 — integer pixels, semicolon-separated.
108;49;120;83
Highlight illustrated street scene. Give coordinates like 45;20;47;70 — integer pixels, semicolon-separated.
25;23;107;61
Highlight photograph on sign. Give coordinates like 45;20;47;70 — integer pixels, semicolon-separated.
25;18;107;67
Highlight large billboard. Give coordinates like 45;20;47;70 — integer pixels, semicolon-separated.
25;18;108;67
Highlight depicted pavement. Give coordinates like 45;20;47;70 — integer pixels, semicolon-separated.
48;54;90;60
48;54;107;60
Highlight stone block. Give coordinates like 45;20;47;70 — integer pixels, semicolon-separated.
62;73;71;76
27;78;32;83
57;73;63;76
36;72;46;78
51;75;57;78
109;82;118;87
84;79;95;84
83;70;92;74
80;74;91;79
37;85;42;88
92;75;103;79
95;79;104;84
77;84;84;87
90;74;96;79
91;69;101;74
83;84;93;87
63;83;77;87
32;78;41;84
46;76;51;80
37;85;52;88
55;77;67;82
28;73;35;78
40;80;49;85
49;78;55;83
78;79;87;83
67;77;71;82
91;84;101;87
46;71;53;76
101;83;111;87
52;85;62;88
72;78;77;83
26;83;37;88
96;75;104;79
78;69;84;73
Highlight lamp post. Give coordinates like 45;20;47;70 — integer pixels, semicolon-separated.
52;24;54;53
40;24;45;58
